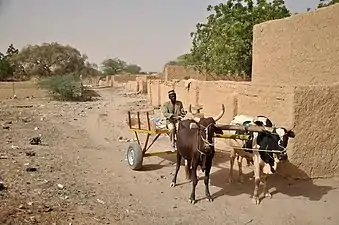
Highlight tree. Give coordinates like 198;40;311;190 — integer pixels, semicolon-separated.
11;42;96;77
100;58;143;75
0;44;19;81
124;64;142;74
189;0;291;78
317;0;339;8
101;58;127;75
166;53;194;66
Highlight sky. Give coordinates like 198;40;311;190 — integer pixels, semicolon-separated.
0;0;322;72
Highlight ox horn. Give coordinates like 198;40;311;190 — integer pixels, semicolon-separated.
287;123;296;131
213;104;225;122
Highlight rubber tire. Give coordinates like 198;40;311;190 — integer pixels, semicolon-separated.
126;143;143;170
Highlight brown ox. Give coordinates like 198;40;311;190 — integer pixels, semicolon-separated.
225;115;295;205
170;105;225;204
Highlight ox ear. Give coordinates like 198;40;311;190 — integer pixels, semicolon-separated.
189;123;199;129
287;130;295;138
213;124;223;135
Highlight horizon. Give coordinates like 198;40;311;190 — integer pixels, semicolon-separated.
0;0;321;72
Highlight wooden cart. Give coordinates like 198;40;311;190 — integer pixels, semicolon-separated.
126;111;254;170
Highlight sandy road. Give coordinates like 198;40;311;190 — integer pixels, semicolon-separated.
81;88;339;225
1;86;339;225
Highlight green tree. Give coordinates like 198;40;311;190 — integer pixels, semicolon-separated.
189;0;291;78
166;53;194;66
101;58;127;75
12;42;97;77
0;44;19;81
124;64;142;74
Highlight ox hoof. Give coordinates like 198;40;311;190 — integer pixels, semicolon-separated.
228;177;234;183
238;177;244;183
170;182;176;187
252;197;260;205
206;196;213;202
264;193;272;199
189;199;196;204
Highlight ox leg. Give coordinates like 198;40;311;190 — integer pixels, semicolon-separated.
204;158;213;202
189;161;199;204
229;149;236;183
170;152;182;187
252;155;261;205
184;159;192;181
237;156;244;183
262;173;271;199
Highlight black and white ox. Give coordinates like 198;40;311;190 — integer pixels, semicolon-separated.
227;115;295;205
170;105;225;204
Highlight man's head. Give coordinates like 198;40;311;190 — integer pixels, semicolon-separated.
168;90;176;103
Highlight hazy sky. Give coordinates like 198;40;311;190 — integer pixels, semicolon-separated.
0;0;321;71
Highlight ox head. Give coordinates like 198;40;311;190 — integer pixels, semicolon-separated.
260;124;295;164
189;111;224;153
256;126;295;175
272;125;296;160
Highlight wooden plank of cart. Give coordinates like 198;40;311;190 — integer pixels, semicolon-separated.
126;110;268;171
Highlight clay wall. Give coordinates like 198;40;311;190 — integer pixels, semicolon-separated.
125;81;139;93
149;80;293;125
112;74;138;83
281;83;339;179
252;3;339;86
164;65;207;81
0;82;47;100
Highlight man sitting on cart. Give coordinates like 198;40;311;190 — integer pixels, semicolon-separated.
162;90;186;151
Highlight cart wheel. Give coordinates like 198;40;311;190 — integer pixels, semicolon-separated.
127;143;143;170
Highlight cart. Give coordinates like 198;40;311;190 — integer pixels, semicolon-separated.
126;110;253;170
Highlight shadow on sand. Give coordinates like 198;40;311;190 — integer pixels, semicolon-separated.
135;143;335;204
209;160;335;203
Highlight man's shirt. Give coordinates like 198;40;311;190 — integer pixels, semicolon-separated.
162;100;185;121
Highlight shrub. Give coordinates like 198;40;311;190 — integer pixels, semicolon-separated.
38;73;85;101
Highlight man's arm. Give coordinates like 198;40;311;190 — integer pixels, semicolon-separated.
179;102;186;117
162;103;173;119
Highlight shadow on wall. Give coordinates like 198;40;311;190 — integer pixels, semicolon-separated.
209;160;335;203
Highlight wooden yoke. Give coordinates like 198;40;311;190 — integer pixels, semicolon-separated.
215;124;274;133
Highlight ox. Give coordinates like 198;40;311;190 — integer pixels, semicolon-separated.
228;115;274;183
226;115;295;204
170;105;225;204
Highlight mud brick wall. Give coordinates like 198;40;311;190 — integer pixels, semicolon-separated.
148;80;175;107
148;81;161;107
164;65;207;81
0;82;47;100
236;84;294;126
125;81;139;92
135;77;147;94
252;4;339;86
164;65;229;81
280;83;339;179
148;80;294;126
112;74;138;83
173;81;198;110
197;81;238;124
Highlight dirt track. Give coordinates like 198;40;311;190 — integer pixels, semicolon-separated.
1;86;339;225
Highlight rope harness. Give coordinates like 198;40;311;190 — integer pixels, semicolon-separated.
195;123;215;171
232;126;287;171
